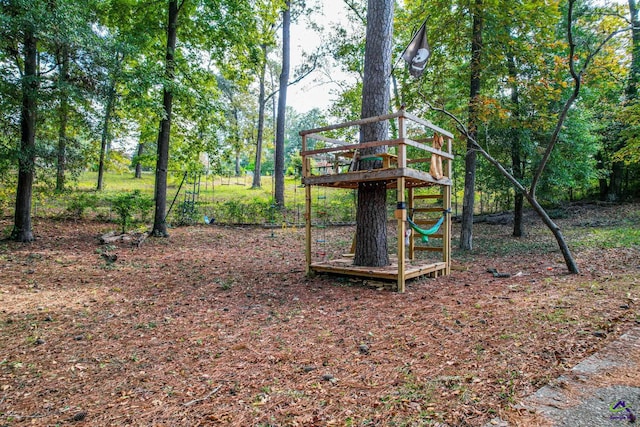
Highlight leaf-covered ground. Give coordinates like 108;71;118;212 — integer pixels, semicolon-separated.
0;203;638;426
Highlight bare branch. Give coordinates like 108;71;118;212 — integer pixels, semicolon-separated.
343;0;366;25
182;385;222;407
425;99;579;274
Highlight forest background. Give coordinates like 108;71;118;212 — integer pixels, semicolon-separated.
0;0;639;238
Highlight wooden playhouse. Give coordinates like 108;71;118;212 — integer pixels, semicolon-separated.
300;108;454;292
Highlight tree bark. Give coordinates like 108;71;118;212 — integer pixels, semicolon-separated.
626;0;639;100
460;0;483;250
507;52;525;237
96;82;115;191
233;108;241;176
55;46;69;193
152;0;180;237
353;0;393;267
252;43;268;189
12;26;37;242
274;1;290;208
134;142;144;179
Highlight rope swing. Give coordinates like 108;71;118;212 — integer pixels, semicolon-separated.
406;209;451;242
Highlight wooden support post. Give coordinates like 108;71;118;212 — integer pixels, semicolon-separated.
303;136;313;275
397;177;406;293
443;183;451;275
396;111;407;292
443;137;453;275
408;187;415;260
305;182;312;275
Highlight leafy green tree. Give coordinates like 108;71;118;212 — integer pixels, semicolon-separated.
151;0;182;237
432;0;633;273
150;0;258;236
8;2;38;241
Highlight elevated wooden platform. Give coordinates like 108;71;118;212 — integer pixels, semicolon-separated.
300;108;454;292
310;257;448;281
302;167;452;189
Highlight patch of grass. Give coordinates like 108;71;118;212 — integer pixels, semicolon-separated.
496;369;521;405
572;226;640;249
134;322;157;330
69;171;356;225
535;307;577;324
76;171;156;193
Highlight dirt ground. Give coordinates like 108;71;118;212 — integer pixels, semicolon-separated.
0;204;638;426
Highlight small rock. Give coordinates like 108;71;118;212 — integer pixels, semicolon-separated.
34;338;45;345
358;344;370;355
592;331;607;338
619;304;630;309
74;335;84;341
321;374;335;382
44;315;53;322
303;365;316;373
72;411;87;422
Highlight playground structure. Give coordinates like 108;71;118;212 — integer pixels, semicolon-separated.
300;108;454;292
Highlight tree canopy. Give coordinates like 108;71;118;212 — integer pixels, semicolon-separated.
0;0;638;244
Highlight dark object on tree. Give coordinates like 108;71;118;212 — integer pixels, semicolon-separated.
401;20;431;78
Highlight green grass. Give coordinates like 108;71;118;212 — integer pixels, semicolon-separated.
68;171;356;225
571;226;640;249
76;171;156;193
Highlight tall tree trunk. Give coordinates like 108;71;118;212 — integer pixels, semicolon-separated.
507;52;525;237
152;0;180;237
12;27;37;242
233;108;241;176
55;46;69;193
252;43;268;189
627;0;639;100
134;142;144;179
353;0;393;267
96;82;115;191
460;0;483;250
274;1;290;208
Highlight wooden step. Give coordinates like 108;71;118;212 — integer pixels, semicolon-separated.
414;246;444;252
412;207;445;213
413;194;443;200
412;233;443;239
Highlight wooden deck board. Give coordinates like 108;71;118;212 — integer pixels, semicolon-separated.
310;256;447;282
302;168;452;189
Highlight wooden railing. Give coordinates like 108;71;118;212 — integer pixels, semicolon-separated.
300;109;453;181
